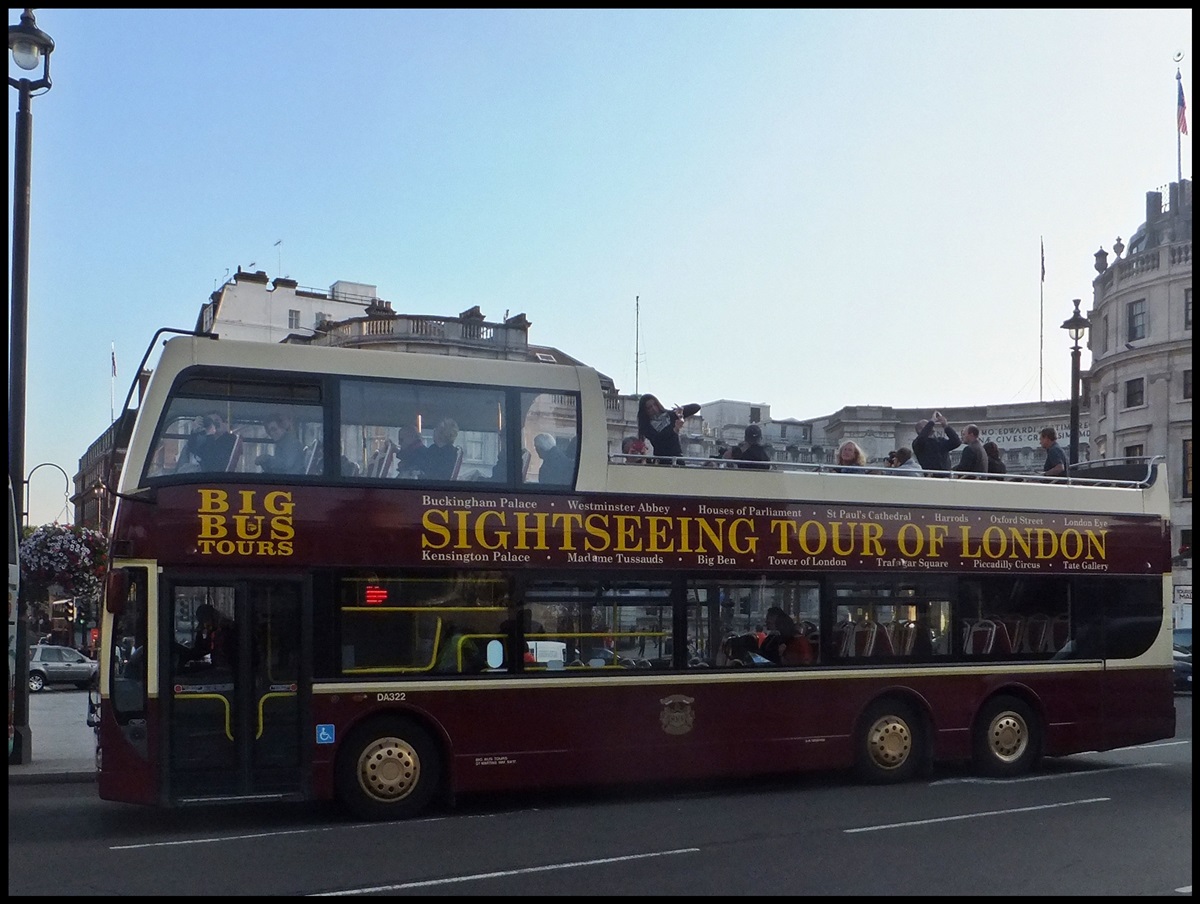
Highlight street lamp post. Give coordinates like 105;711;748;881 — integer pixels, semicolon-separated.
9;8;55;766
22;461;72;528
1061;298;1090;466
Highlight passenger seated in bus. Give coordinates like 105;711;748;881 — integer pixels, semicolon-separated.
759;606;799;663
395;424;427;475
621;436;648;461
180;411;237;472
256;414;306;474
435;622;483;673
727;424;771;470
533;433;573;485
175;604;236;670
423;419;460;479
717;633;768;667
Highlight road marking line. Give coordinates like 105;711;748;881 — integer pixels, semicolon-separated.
844;797;1109;833
309;848;702;895
931;762;1167;785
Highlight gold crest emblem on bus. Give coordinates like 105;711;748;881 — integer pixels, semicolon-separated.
659;694;695;736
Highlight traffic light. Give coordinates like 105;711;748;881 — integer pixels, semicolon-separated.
65;600;76;621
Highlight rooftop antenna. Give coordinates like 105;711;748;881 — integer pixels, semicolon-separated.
275;239;282;277
635;295;640;396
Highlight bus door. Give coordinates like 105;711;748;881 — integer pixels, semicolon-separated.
165;579;305;802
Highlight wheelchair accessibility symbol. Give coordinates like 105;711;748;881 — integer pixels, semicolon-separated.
316;724;335;745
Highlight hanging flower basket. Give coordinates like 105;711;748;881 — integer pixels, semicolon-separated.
19;523;108;598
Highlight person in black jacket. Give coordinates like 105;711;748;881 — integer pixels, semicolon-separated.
637;394;700;464
983;441;1008;477
953;424;988;475
912;411;962;475
728;424;771;470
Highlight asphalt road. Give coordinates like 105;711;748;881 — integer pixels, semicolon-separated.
8;695;1192;896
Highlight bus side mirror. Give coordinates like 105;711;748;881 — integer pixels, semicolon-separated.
105;568;129;615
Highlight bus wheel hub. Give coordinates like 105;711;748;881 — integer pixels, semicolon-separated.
359;736;420;801
868;717;911;768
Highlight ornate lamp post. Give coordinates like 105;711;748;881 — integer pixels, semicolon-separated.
1060;298;1090;466
9;8;55;765
22;461;71;528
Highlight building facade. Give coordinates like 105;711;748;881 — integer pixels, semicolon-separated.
1086;178;1192;624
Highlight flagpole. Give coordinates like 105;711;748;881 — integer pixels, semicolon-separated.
110;342;116;423
1039;236;1044;402
1177;64;1186;186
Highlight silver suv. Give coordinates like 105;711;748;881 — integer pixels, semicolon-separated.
27;643;98;692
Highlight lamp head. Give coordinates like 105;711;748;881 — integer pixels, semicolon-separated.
9;9;54;75
1060;298;1089;343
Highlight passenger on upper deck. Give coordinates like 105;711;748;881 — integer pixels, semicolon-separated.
727;424;771;470
621;436;648;461
833;440;867;473
984;441;1007;476
181;410;238;472
954;424;988;475
912;411;962;475
395;424;428;473
887;446;923;476
255;414;305;475
759;606;801;664
533;433;573;485
423;419;461;479
637;394;700;464
1039;427;1069;478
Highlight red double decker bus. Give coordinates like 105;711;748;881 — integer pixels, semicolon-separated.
95;334;1175;819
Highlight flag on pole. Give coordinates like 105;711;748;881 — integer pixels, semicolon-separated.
1040;238;1045;282
111;343;117;378
1179;80;1189;136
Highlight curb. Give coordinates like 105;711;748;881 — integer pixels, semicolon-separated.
9;770;98;786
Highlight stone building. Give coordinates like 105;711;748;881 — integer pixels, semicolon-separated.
1086;178;1192;624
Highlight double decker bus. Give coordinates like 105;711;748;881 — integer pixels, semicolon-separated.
95;334;1175;819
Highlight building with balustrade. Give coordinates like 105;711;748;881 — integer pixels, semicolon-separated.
1085;178;1192;625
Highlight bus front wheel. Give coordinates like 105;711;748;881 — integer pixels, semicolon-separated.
854;697;923;784
336;717;442;821
972;695;1041;778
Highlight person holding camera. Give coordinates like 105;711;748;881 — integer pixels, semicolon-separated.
727;423;771;470
636;394;700;465
887;446;923;476
912;410;961;475
181;410;237;472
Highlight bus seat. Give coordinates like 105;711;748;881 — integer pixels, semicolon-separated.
225;434;244;472
780;634;814;666
450;446;464;480
989;619;1013;654
895;620;917;655
853;621;878;657
1023;614;1049;653
304;439;323;475
996;616;1023;652
872;623;895;656
963;619;996;654
366;441;397;478
1049;615;1070;651
834;620;856;657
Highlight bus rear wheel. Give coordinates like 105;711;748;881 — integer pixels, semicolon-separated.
855;698;922;783
336;717;441;821
972;695;1040;778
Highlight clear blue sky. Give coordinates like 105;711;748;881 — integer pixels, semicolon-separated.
8;8;1192;525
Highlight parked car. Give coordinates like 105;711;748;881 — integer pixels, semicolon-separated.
27;643;98;692
1173;646;1192;693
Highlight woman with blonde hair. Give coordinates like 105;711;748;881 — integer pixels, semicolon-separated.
833;440;867;473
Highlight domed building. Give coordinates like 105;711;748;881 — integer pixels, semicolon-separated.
1085;178;1192;628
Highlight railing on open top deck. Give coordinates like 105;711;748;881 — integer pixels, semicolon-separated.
606;455;1163;490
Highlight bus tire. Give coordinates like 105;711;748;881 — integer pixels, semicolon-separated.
972;695;1040;778
854;697;922;784
336;717;441;821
